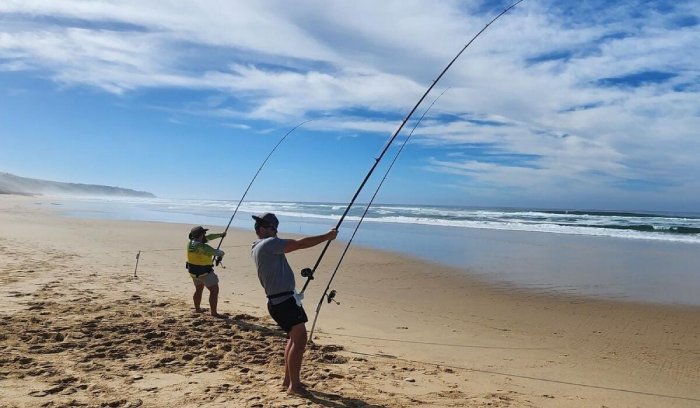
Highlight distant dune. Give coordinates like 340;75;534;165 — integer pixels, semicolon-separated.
0;172;156;198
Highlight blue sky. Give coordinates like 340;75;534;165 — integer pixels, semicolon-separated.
1;0;698;211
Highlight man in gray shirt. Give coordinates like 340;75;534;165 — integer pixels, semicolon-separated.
251;212;337;396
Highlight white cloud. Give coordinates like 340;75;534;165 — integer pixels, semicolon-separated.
1;0;698;207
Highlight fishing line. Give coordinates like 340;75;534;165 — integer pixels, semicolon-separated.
300;0;525;294
346;351;699;402
126;244;249;255
213;120;311;265
131;244;251;276
308;88;448;340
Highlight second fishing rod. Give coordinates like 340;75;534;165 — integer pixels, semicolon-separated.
307;88;449;340
299;0;525;294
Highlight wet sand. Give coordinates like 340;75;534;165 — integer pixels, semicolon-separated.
1;195;699;407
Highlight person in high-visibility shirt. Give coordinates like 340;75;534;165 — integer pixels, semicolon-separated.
187;225;226;317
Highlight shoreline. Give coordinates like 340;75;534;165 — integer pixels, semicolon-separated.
33;194;700;306
2;194;699;407
34;195;700;309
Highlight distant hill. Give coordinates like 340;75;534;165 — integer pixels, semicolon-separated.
0;172;156;198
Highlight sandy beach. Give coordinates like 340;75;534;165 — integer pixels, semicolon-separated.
1;194;699;408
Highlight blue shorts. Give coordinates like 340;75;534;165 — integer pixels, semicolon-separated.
268;297;308;333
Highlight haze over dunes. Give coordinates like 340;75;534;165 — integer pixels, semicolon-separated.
0;172;155;198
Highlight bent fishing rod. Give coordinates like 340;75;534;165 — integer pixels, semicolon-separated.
308;88;449;340
299;0;525;293
213;120;311;266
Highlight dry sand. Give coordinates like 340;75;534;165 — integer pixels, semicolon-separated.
1;194;699;407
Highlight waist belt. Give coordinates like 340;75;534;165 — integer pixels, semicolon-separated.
186;262;213;276
267;291;294;300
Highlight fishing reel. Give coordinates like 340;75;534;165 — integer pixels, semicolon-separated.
215;256;224;268
326;289;340;305
300;267;314;279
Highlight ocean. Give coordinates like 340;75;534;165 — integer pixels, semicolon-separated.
53;196;700;306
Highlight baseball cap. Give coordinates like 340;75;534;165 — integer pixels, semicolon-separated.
252;212;279;227
189;225;208;239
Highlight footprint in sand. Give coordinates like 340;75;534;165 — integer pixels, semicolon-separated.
27;376;79;398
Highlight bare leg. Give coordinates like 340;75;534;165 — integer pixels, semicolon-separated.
282;337;292;388
286;323;308;395
193;284;205;312
208;284;219;317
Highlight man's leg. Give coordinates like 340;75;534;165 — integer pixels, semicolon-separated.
282;338;306;389
282;337;292;388
208;284;219;317
286;323;307;395
193;284;205;312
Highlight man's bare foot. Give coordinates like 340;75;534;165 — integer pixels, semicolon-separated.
287;385;311;397
194;308;205;313
282;381;307;389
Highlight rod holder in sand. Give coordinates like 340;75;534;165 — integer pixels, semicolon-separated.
133;251;141;277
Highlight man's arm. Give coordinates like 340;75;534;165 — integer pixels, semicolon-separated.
205;232;226;241
284;229;338;253
196;243;225;257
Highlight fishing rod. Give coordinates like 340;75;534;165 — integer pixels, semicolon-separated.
213;120;311;266
141;117;309;274
137;120;308;275
308;88;449;341
299;0;525;293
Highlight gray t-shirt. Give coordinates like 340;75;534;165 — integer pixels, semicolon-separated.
251;237;295;304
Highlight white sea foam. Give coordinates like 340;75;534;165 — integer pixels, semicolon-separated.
66;197;700;244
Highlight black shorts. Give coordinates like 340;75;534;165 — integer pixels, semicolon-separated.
268;297;308;333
